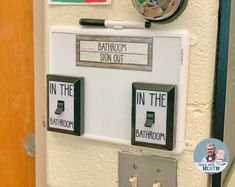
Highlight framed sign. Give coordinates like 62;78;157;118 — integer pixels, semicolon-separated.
47;75;84;136
131;82;175;150
48;0;111;5
76;35;153;71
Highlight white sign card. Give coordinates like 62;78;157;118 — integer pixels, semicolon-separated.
48;80;75;131
47;75;84;136
132;83;175;150
76;35;153;71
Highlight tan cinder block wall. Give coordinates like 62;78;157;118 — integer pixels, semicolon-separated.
45;0;219;186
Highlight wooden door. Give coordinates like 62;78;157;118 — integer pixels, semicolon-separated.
0;0;35;186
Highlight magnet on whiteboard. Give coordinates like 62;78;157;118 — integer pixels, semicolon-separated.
47;75;84;136
131;82;176;150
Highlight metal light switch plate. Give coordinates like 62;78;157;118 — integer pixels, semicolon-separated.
118;152;177;187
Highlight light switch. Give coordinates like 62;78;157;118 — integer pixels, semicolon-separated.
129;176;138;187
145;111;155;128
55;100;64;115
47;75;84;136
153;181;161;187
132;82;175;150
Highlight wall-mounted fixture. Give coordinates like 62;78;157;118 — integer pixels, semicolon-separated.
48;26;189;155
132;0;188;23
118;152;177;187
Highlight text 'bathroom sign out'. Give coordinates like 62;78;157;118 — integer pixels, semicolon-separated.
76;35;153;71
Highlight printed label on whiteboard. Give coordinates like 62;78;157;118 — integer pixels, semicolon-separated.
76;35;153;71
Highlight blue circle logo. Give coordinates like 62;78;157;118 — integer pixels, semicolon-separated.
194;138;229;174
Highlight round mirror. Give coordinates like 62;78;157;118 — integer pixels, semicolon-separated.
132;0;188;23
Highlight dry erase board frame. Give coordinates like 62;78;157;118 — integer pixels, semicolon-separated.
48;0;111;5
49;25;189;155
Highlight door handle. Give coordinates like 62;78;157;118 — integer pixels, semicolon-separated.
24;133;35;157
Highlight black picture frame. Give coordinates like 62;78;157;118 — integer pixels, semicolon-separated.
131;82;175;150
47;74;84;136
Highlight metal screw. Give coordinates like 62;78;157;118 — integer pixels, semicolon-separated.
133;164;138;169
156;169;161;174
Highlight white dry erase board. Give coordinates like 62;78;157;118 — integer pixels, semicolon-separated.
48;0;111;5
49;25;189;154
